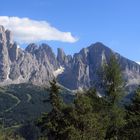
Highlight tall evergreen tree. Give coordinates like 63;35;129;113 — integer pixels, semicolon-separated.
37;79;64;139
103;55;126;140
49;79;63;112
61;91;107;140
103;55;123;104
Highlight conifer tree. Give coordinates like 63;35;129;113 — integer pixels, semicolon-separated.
49;79;63;112
73;93;107;140
122;87;140;139
37;79;64;139
103;55;126;140
61;92;107;140
103;55;123;104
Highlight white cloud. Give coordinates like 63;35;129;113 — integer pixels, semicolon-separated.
0;16;78;43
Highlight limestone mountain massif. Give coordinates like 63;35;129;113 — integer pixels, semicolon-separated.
0;25;140;92
0;25;59;86
58;43;140;92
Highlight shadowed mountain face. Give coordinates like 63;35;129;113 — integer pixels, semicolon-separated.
58;43;140;91
0;25;140;91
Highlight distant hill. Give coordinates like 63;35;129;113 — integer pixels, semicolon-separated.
0;83;74;127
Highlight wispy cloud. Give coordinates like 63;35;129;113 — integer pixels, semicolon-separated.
0;16;78;44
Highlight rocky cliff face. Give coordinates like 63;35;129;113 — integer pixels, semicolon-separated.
57;42;140;91
0;26;11;82
0;26;59;86
0;25;140;91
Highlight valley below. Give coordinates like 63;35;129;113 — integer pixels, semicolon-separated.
0;83;73;128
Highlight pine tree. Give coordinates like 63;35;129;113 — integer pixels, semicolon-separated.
103;55;123;104
37;79;65;139
61;91;107;140
49;79;63;112
122;87;140;139
103;55;126;140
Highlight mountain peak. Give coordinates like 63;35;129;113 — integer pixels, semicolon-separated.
25;43;38;53
92;42;105;46
57;48;72;66
89;42;112;51
5;29;13;45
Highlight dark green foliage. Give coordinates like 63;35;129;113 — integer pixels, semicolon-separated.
49;79;63;112
0;84;52;127
103;55;126;139
86;88;109;113
0;83;73;128
37;85;108;140
103;55;123;104
37;79;65;139
121;87;140;139
17;122;40;140
70;93;107;140
105;104;126;140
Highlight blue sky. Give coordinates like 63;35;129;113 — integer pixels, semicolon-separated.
0;0;140;61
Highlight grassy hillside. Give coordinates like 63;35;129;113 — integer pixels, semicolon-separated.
0;83;74;128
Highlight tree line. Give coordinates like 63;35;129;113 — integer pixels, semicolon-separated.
36;55;140;140
0;55;139;140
